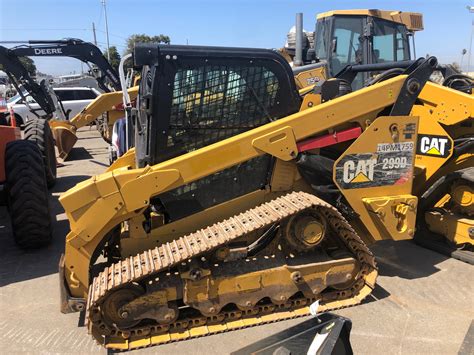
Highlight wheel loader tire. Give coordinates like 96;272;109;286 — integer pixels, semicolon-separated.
5;140;53;249
24;118;57;188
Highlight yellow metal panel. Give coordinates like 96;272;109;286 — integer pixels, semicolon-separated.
107;148;136;171
418;82;473;124
252;126;298;161
425;212;474;245
118;168;181;211
363;195;418;240
333;116;419;241
294;66;327;90
412;105;454;186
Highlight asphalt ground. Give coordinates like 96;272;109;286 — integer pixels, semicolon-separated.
0;127;473;354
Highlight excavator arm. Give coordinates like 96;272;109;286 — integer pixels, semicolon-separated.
6;39;132;159
0;45;56;118
10;39;121;92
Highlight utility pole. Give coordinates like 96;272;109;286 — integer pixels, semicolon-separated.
467;6;474;73
102;0;111;60
92;22;98;46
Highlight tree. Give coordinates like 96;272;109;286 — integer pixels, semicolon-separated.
125;34;170;55
20;57;37;76
451;62;461;72
103;46;121;71
0;56;37;76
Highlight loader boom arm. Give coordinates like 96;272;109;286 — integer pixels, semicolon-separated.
68;86;138;129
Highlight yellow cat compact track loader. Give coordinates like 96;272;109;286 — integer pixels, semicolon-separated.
58;44;472;350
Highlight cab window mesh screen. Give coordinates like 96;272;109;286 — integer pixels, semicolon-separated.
160;63;282;161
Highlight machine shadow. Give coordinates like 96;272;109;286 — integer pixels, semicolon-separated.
0;174;91;287
370;239;450;279
67;147;94;161
50;174;91;193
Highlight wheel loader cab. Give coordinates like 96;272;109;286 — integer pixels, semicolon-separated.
313;10;422;89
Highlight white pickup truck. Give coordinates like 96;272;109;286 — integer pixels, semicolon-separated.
6;86;100;125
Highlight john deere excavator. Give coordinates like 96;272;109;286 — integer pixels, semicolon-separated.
4;39;138;159
56;31;472;350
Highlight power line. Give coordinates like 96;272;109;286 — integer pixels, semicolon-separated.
95;29;128;40
0;28;90;31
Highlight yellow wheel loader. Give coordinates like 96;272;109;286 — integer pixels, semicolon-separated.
284;9;424;91
285;10;472;97
57;42;472;350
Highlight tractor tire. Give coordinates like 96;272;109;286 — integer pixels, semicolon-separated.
5;140;52;249
24;118;57;187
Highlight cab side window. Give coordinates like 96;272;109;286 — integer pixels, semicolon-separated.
54;90;75;102
74;89;97;100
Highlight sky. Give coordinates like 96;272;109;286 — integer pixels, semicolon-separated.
1;0;473;75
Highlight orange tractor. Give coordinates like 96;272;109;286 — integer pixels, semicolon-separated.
0;110;53;248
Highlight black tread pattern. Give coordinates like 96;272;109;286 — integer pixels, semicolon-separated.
5;140;52;249
24;118;57;187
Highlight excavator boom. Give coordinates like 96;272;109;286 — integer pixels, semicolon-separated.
0;45;56;118
4;39;134;159
10;39;121;92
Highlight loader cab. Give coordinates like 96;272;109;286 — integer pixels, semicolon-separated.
133;44;302;220
134;44;301;168
314;10;423;89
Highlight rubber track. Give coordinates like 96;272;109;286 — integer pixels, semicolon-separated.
5;140;52;248
86;191;377;350
24;118;56;187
